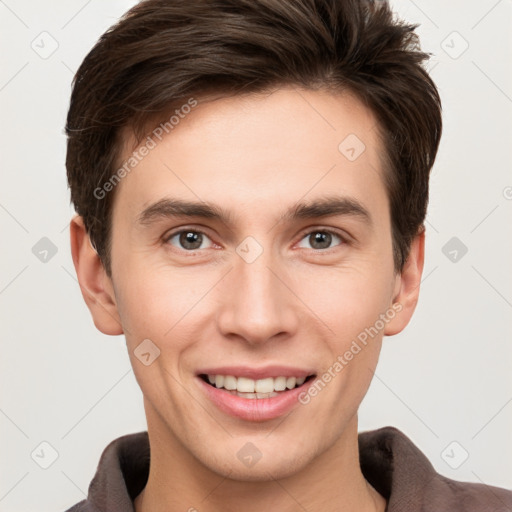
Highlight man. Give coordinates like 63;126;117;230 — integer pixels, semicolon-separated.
64;0;512;510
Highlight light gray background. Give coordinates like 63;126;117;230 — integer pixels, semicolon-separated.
1;1;511;510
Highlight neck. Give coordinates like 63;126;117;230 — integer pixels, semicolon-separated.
134;407;386;512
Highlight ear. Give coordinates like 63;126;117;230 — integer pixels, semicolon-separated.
384;228;425;336
69;214;123;335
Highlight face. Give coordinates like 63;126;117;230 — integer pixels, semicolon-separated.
75;86;421;481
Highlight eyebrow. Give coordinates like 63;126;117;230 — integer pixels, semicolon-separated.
137;195;372;227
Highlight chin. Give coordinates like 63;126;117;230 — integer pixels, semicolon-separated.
201;444;314;482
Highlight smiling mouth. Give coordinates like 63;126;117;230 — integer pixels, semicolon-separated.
199;373;316;399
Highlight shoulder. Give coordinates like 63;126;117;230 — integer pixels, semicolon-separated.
62;431;149;512
63;500;88;512
359;426;512;512
432;475;512;512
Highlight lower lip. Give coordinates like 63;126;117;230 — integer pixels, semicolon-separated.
197;376;314;422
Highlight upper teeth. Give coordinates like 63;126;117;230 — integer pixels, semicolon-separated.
207;375;306;393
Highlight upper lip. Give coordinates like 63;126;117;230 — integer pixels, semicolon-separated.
196;365;316;380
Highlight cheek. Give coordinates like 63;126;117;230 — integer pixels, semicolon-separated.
115;263;200;340
115;269;199;400
320;263;393;383
305;271;389;432
310;263;394;334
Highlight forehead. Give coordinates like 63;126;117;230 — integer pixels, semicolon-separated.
111;86;387;224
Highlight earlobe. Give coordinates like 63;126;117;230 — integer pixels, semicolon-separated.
384;228;425;337
69;215;124;336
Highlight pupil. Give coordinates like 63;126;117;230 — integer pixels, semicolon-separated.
312;232;330;250
181;231;202;249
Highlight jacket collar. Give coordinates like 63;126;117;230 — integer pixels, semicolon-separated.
83;426;509;512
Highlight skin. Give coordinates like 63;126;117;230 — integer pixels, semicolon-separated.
70;86;424;512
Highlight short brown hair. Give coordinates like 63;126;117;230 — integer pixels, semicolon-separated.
65;0;442;276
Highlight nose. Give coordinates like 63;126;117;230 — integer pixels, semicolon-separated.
215;242;299;346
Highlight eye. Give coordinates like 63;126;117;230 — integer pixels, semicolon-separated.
164;229;214;251
296;229;345;251
164;227;346;253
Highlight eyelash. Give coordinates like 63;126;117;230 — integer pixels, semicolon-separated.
163;227;348;255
